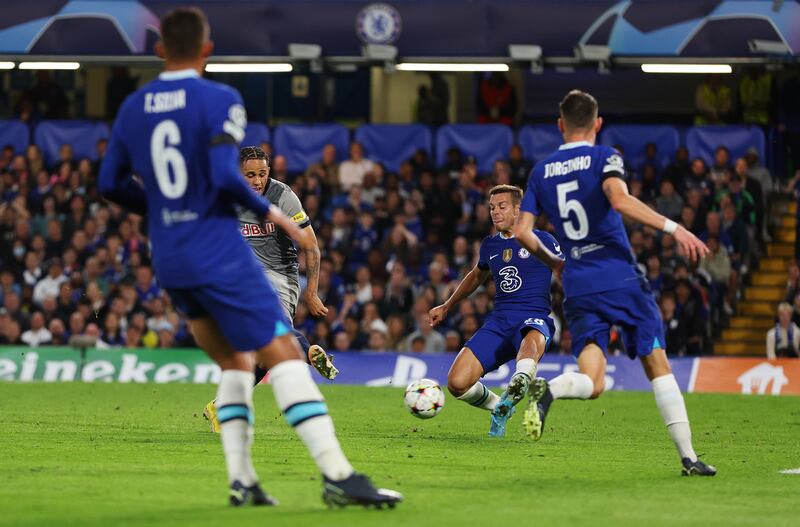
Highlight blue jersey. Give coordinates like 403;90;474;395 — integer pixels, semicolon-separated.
477;229;560;315
521;141;642;298
99;69;273;288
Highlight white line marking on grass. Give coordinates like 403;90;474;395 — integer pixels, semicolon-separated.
779;468;800;474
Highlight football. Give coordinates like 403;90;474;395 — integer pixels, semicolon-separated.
404;379;445;419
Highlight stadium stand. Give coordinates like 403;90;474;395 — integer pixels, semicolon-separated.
0;119;778;356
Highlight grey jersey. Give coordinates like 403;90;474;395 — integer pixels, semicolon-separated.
238;178;310;279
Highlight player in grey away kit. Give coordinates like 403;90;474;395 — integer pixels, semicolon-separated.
204;146;338;432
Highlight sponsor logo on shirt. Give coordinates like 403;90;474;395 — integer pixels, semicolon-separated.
241;222;276;237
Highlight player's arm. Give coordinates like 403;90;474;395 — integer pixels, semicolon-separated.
98;121;147;215
513;212;565;271
296;225;328;318
429;265;490;327
601;177;709;262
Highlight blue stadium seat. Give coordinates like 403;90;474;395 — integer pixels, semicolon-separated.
436;124;513;174
355;124;432;172
599;125;680;170
0;120;30;155
686;126;766;166
274;123;349;173
34;120;110;166
517;125;563;164
242;123;270;149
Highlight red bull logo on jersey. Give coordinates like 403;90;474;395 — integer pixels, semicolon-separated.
241;222;275;237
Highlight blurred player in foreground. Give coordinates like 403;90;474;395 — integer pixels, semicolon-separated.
515;89;716;476
203;146;338;433
429;185;561;438
99;7;401;507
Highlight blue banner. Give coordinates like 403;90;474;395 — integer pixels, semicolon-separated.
312;352;696;392
0;2;797;57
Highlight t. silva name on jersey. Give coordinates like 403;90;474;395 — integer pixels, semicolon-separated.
144;89;187;114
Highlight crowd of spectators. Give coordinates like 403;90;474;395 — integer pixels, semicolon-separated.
0;126;774;357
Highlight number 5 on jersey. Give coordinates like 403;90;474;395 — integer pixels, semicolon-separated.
557;181;588;240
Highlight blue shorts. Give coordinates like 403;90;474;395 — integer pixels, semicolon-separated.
167;270;291;352
564;283;665;360
464;312;553;374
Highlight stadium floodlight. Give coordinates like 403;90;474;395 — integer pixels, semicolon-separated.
575;44;611;62
363;44;398;61
396;63;509;72
748;39;792;55
19;61;80;70
0;62;14;70
509;45;543;74
205;63;293;73
288;43;322;60
641;63;732;74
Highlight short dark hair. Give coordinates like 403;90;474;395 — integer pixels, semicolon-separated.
160;7;209;61
240;146;271;166
489;184;523;205
559;90;598;130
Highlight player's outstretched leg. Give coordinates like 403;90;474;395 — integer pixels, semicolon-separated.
522;377;553;440
490;328;548;438
296;327;339;380
192;318;278;507
264;335;402;508
448;347;500;412
643;349;716;477
204;363;269;433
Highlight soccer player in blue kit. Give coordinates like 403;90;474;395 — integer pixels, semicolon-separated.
429;185;562;438
514;90;716;476
99;7;401;507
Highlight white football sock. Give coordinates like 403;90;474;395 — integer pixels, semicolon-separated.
456;382;500;411
216;369;258;486
269;360;354;481
514;358;537;379
652;374;697;462
549;371;594;399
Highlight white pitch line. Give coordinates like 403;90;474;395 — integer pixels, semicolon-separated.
779;468;800;474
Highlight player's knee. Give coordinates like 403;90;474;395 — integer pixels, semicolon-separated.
589;377;605;399
447;372;473;397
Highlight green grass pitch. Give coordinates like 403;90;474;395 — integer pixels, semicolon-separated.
1;383;798;527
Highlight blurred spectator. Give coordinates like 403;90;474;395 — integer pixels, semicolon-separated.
660;294;684;356
106;67;139;119
49;318;67;345
507;144;532;188
23;71;69;120
699;236;731;326
662;146;691;187
21;311;52;347
766;302;800;359
655;180;683;220
477;72;517;126
674;279;704;355
339;142;375;192
403;314;445;353
739;67;774;126
304;144;340;194
33;259;68;306
786;260;800;302
695;74;732;125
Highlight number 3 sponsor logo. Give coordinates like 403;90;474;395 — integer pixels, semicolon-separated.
498;266;522;293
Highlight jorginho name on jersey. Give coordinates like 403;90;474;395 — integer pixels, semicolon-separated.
99;69;271;289
521;141;643;298
478;229;561;315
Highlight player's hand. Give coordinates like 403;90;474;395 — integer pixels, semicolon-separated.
673;225;709;262
305;293;329;318
429;304;449;327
